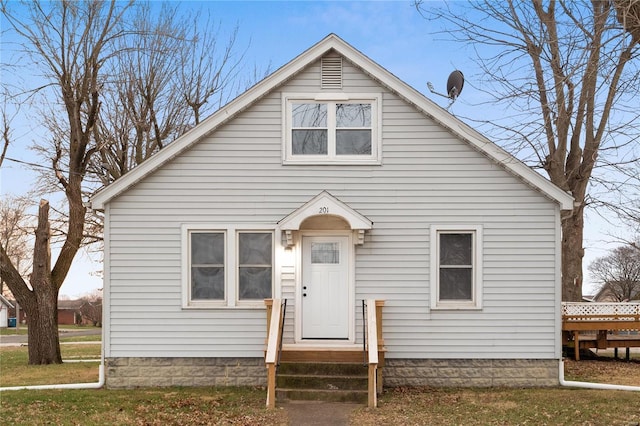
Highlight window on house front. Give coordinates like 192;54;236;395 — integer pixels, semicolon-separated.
238;232;273;300
284;94;380;164
430;225;483;309
191;232;225;301
184;226;275;308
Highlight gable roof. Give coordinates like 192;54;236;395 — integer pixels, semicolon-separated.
0;294;14;309
91;34;573;210
58;299;85;310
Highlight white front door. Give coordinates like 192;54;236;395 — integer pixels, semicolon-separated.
301;235;350;339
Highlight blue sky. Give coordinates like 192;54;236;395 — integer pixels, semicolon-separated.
1;1;612;297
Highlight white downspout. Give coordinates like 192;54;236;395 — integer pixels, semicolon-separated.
559;359;640;392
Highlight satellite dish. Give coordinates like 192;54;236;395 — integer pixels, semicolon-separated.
427;70;465;107
446;70;464;100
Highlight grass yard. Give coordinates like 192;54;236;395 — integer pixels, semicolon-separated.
0;327;28;336
351;386;640;425
0;387;288;425
1;344;639;425
1;325;101;342
0;344;101;387
59;334;102;343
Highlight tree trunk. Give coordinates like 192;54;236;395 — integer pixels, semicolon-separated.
562;206;585;302
21;291;61;364
26;200;62;364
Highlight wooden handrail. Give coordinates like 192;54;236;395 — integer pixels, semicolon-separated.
265;298;283;409
366;299;378;408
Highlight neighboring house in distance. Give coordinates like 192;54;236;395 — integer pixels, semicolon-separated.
5;298;85;326
92;34;573;390
0;295;14;328
592;281;640;302
58;300;84;325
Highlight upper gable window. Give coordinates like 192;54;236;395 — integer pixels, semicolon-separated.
284;94;381;164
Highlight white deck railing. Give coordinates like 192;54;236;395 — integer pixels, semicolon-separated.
562;302;640;320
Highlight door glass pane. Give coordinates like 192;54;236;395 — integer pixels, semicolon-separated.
336;104;371;127
311;242;339;264
292;130;328;154
440;233;472;265
292;103;327;127
336;130;372;155
439;268;472;300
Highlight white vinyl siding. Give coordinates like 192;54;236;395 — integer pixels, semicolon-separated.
105;57;561;359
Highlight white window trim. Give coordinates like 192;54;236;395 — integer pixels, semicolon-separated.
282;93;382;165
182;224;280;309
430;224;483;310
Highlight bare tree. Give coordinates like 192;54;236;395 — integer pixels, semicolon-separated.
589;242;640;301
0;197;34;297
90;5;248;187
417;0;640;301
1;1;254;364
79;290;102;326
179;14;245;126
0;0;132;364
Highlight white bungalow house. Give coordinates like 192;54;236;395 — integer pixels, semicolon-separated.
92;34;573;392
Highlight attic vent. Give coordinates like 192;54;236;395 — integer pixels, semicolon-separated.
321;56;342;89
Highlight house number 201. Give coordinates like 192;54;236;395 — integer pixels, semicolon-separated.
318;207;329;214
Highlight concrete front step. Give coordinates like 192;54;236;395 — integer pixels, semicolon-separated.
278;361;367;376
277;374;368;391
276;362;369;403
276;388;368;404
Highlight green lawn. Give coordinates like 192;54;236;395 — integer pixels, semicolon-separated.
1;325;102;336
0;344;101;387
0;327;28;336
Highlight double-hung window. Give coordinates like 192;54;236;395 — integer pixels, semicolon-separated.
184;226;274;308
190;232;226;301
430;225;483;309
284;94;381;164
238;232;273;301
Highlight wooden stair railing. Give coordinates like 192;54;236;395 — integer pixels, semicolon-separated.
366;299;378;408
366;299;385;408
265;299;284;409
264;298;384;408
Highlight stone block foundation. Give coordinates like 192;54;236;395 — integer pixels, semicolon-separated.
105;357;558;389
105;357;266;389
385;359;559;387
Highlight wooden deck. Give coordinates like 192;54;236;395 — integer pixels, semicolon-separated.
562;302;640;360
